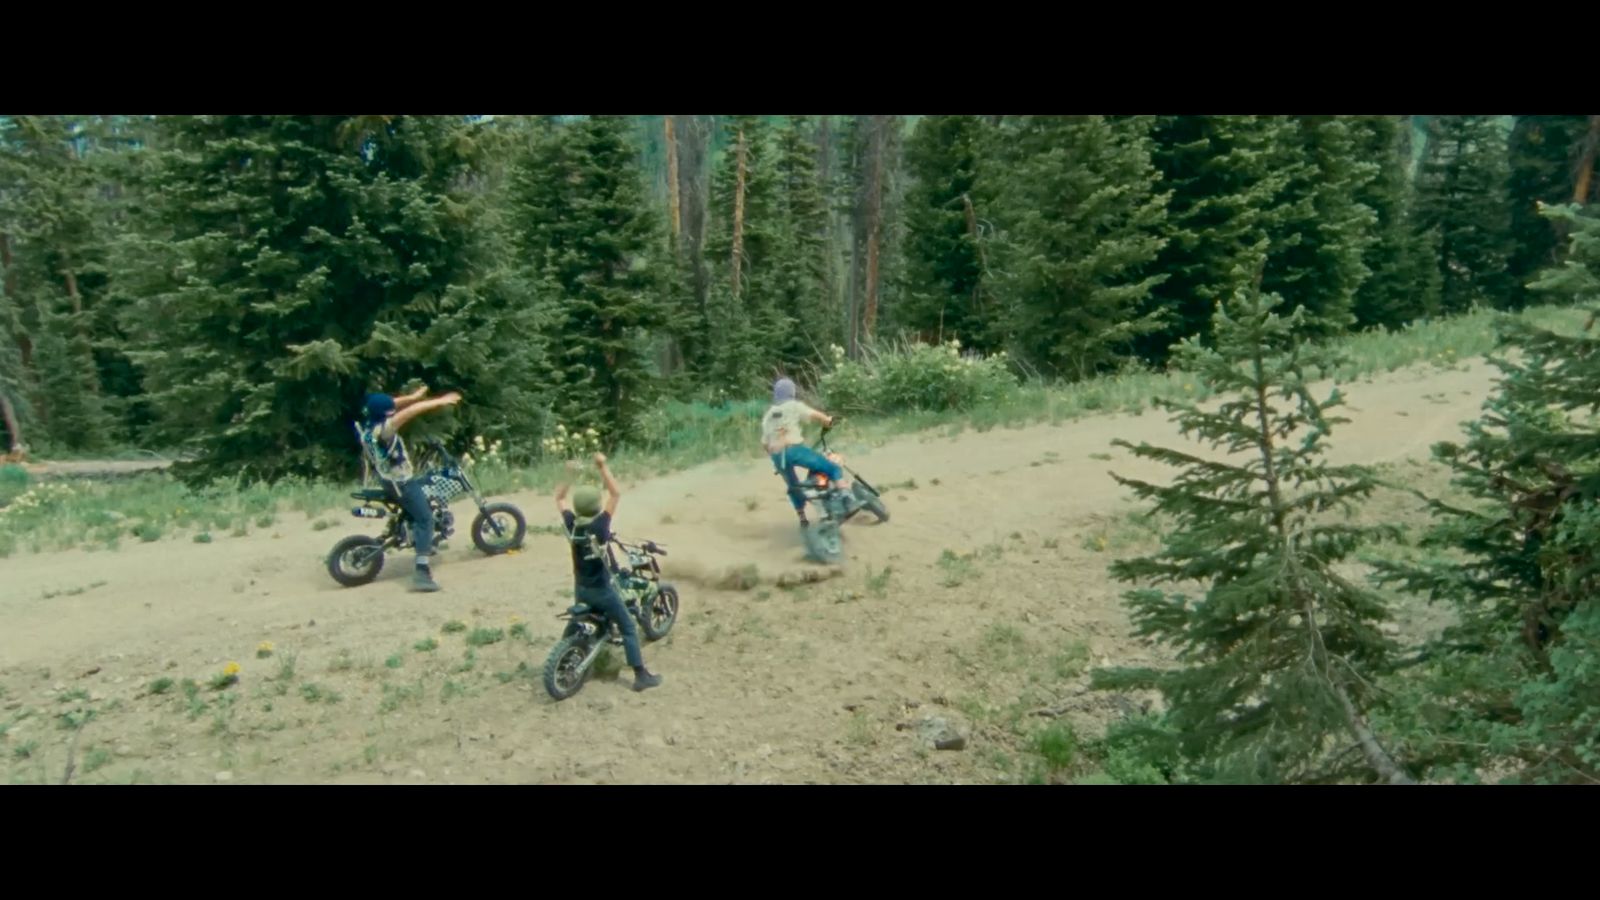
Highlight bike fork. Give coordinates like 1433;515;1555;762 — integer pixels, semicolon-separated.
576;636;606;673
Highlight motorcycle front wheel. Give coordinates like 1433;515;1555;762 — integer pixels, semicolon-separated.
640;585;680;641
543;635;594;701
472;502;527;554
853;483;890;523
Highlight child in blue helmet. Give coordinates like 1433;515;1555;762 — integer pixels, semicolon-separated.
357;385;462;592
762;377;850;528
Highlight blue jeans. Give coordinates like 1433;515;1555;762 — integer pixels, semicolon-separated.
771;445;844;513
392;479;434;559
576;583;644;668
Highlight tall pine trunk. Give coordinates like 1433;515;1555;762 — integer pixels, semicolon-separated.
1;231;34;451
731;126;748;298
0;391;20;457
673;115;712;371
665;117;681;245
0;233;30;370
846;116;870;357
1575;115;1600;204
63;270;82;316
864;115;884;344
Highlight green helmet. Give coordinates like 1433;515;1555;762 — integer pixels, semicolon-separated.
572;486;603;521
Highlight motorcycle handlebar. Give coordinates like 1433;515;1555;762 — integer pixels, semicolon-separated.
614;538;667;557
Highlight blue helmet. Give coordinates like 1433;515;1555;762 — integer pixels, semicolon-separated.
361;392;396;425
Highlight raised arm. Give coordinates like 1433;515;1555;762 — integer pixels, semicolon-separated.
554;480;572;515
595;453;621;516
389;391;461;433
393;384;431;410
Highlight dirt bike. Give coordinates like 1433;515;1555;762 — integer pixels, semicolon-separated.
782;419;889;564
326;437;527;587
543;535;680;701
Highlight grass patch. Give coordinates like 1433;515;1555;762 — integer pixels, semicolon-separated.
413;637;439;652
981;623;1029;670
937;549;976;588
299;682;342;704
209;693;238;737
384;653;404;670
1080;510;1161;554
865;564;894;599
147;677;175;696
271;654;298;696
378;681;424;714
1051;641;1091;680
57;708;96;730
465;627;505;647
441;620;467;635
1033;723;1080;774
177;679;208;719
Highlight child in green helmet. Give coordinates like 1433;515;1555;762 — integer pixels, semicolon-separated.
554;453;662;692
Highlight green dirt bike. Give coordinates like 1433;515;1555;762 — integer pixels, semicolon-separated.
783;420;889;564
542;535;680;701
326;437;527;587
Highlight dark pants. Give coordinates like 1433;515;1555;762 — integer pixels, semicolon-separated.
576;582;644;669
771;445;844;512
392;479;434;559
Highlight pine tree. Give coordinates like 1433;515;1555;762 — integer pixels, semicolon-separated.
898;115;997;351
85;116;159;442
1137;116;1301;361
770;116;838;366
506;115;671;441
119;115;548;483
0;115;117;450
1351;116;1438;329
1264;116;1378;338
1413;115;1516;314
1373;205;1600;783
1506;116;1600;307
1098;264;1411;784
988;115;1170;379
665;115;715;378
841;115;905;355
701;115;786;393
